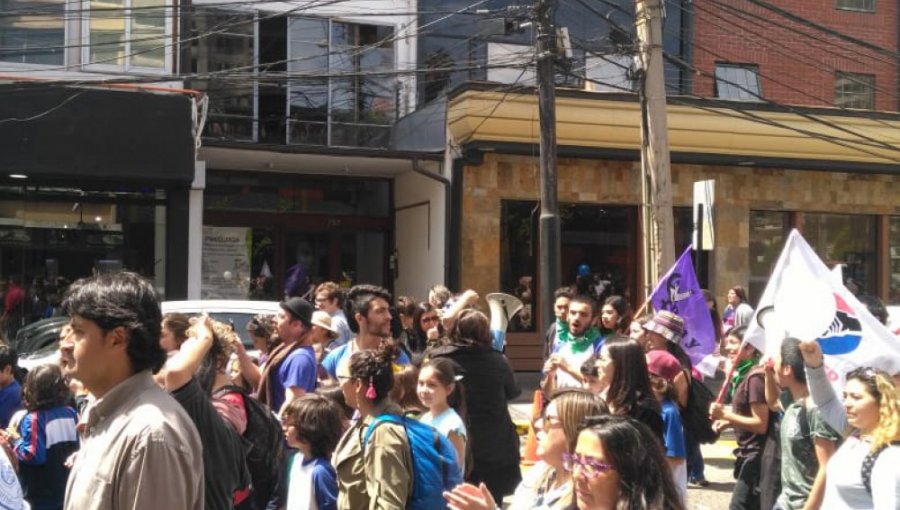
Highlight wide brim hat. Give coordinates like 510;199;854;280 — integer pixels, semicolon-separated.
311;310;339;339
642;310;685;344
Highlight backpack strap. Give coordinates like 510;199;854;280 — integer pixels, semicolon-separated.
861;440;900;496
363;414;404;446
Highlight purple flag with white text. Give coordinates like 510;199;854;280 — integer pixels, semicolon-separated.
649;247;718;377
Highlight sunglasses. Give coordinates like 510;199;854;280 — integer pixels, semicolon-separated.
532;415;563;431
562;453;615;478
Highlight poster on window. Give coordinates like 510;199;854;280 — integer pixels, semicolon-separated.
202;226;251;299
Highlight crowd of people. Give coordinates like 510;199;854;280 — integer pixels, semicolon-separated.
0;272;897;510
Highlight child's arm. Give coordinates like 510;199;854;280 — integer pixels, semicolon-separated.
12;412;46;465
448;430;466;472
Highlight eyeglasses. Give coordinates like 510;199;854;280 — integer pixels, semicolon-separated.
562;453;615;478
532;415;563;431
336;375;354;383
420;315;439;324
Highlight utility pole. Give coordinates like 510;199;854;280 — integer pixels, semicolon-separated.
535;0;560;336
636;0;675;294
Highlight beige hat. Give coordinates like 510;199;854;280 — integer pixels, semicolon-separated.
311;310;339;338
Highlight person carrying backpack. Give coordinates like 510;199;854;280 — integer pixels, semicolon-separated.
333;339;462;510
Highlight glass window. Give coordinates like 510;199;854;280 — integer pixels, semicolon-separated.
500;201;537;333
835;72;874;109
0;0;66;65
189;9;255;141
749;211;790;306
836;0;875;12
715;63;762;101
584;55;636;92
802;212;877;294
889;216;900;304
86;0;169;70
286;17;395;148
486;42;535;86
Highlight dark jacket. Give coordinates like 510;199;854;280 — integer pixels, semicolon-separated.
429;343;521;471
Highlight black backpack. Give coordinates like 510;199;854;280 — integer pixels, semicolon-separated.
214;385;286;510
681;375;718;444
861;440;900;495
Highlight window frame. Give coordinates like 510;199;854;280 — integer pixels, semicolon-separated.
835;0;875;13
835;71;875;109
81;0;175;74
285;16;397;148
713;62;762;101
0;0;69;66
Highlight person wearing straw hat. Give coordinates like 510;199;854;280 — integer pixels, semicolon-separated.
310;310;339;364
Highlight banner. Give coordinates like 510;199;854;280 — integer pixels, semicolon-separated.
649;247;719;377
744;229;900;389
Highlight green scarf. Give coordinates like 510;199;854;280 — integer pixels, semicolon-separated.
558;326;601;354
730;359;756;398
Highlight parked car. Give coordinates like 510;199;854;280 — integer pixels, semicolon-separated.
13;316;69;355
161;300;280;351
19;300;281;370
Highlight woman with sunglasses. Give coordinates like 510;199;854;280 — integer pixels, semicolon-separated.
443;388;608;510
410;302;441;353
799;339;900;509
231;314;278;390
570;415;685;510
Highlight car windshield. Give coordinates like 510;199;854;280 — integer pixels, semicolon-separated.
194;312;260;349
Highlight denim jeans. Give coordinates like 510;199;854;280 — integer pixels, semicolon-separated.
685;429;706;481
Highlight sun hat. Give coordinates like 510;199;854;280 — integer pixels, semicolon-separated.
311;310;339;339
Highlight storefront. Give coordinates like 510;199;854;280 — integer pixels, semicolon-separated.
0;83;198;336
200;170;393;300
445;84;900;370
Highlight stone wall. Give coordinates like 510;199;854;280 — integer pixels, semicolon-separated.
459;152;900;368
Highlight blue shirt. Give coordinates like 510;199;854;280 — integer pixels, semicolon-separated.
321;341;411;379
269;345;318;411
661;398;687;459
0;380;21;429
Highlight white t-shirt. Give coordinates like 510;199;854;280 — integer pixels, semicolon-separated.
0;446;26;510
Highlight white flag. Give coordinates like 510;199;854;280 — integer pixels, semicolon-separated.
744;229;900;389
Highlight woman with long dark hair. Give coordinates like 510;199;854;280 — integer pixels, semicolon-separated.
722;286;753;333
569;415;685;510
429;308;522;505
597;338;664;441
599;295;632;337
409;302;440;353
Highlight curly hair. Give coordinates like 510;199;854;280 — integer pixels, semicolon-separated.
348;339;401;404
196;318;238;394
846;367;900;453
22;364;70;411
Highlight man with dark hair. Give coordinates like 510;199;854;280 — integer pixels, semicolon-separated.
320;284;410;380
258;297;318;415
765;338;840;510
541;294;602;395
544;286;573;356
0;345;21;428
60;272;203;510
314;282;352;348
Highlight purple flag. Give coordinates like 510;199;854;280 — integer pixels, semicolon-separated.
649;247;718;377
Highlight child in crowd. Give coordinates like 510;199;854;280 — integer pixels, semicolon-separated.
4;364;78;510
0;346;21;429
282;393;345;510
646;349;688;504
417;357;468;471
390;364;426;418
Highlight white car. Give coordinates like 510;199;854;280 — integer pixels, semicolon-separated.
161;300;280;350
20;300;281;370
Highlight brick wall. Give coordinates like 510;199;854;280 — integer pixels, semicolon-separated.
461;152;900;369
692;0;899;111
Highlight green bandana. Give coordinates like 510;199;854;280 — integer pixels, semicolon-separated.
730;359;755;398
558;326;601;354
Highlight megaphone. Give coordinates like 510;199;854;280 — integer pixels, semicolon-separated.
486;292;524;352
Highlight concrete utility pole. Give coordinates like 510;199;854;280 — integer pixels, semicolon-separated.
535;0;560;336
636;0;675;293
